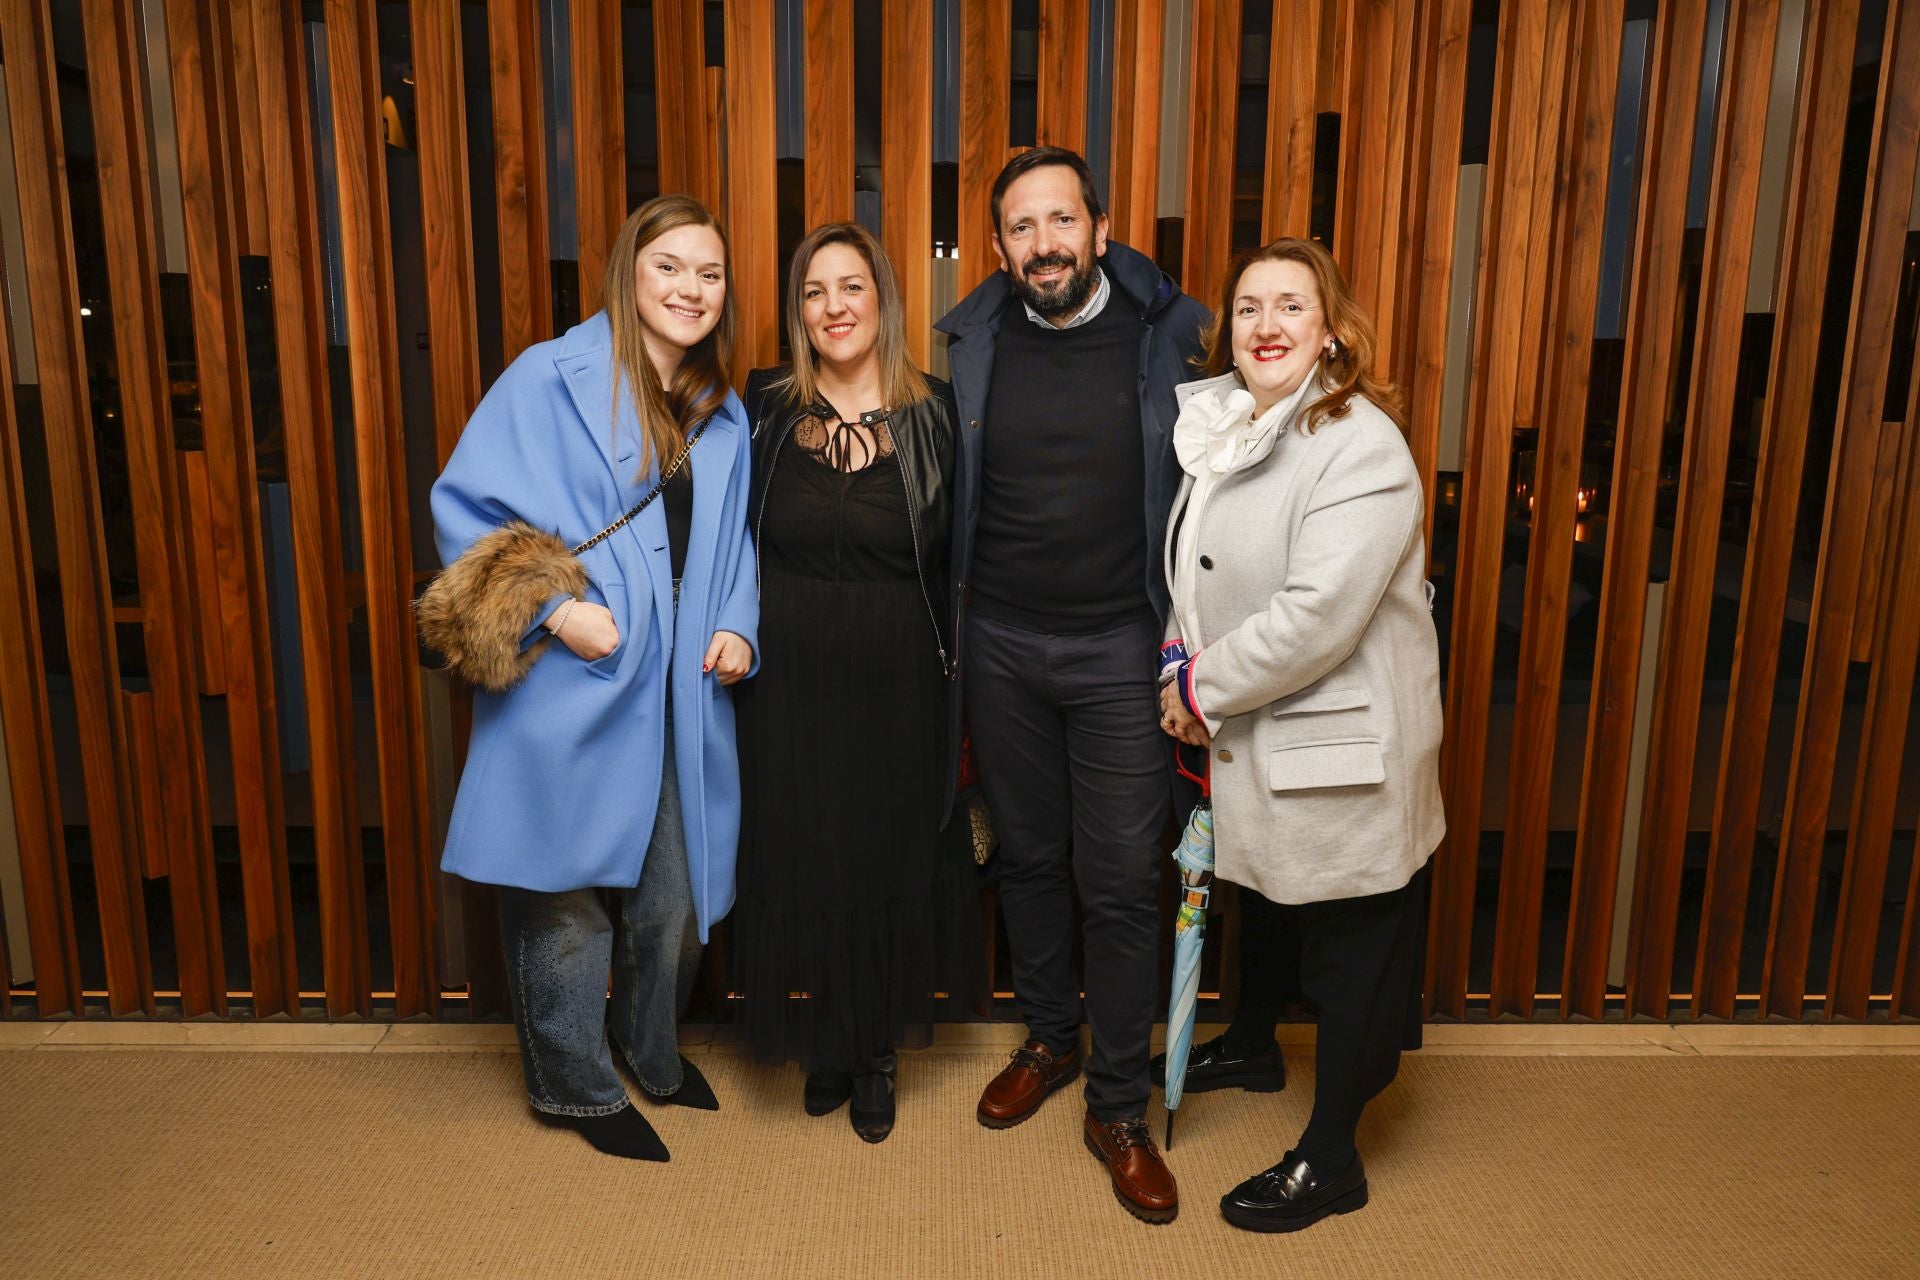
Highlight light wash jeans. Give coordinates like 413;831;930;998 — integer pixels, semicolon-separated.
497;707;702;1116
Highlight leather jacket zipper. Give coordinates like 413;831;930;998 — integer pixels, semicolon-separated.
889;440;953;679
752;407;809;593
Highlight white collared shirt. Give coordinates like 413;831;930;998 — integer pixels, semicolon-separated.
1020;262;1111;330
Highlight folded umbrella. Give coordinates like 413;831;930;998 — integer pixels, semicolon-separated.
1162;745;1215;1150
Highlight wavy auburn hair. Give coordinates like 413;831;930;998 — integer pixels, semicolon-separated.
603;194;737;476
1198;236;1406;435
772;222;931;411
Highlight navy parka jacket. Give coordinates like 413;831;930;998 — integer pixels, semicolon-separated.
933;239;1210;816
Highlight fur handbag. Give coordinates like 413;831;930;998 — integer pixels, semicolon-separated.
416;421;707;693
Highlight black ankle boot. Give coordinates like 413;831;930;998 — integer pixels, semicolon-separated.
655;1055;719;1110
804;1066;854;1116
849;1055;897;1144
561;1105;670;1162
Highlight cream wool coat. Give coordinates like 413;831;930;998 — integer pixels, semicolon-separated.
1164;374;1445;904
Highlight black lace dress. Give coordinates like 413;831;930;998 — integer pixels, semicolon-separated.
734;414;979;1072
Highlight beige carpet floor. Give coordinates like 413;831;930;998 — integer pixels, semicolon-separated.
1;1047;1916;1278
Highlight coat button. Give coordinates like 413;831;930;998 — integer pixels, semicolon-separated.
970;419;981;430
1199;555;1214;570
1217;749;1233;763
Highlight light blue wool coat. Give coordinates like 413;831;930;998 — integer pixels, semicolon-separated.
431;312;760;940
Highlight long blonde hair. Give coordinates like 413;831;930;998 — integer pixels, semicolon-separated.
1198;237;1406;434
772;222;931;409
602;194;737;475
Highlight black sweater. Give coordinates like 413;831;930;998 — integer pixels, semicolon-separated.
970;283;1151;632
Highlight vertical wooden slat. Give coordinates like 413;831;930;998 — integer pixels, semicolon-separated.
1397;0;1471;520
726;0;781;377
884;0;933;368
1263;0;1321;241
1692;0;1860;1020
1108;0;1162;253
164;0;301;1017
1827;355;1920;1018
412;1;484;466
655;0;711;205
1428;0;1561;1017
323;0;440;1019
82;0;225;1015
177;451;227;693
247;0;368;1017
1762;0;1920;1019
0;261;82;1019
1626;0;1785;1018
1562;0;1712;1020
1335;0;1416;368
960;0;1012;292
803;0;856;228
571;0;624;316
223;0;270;257
1487;2;1623;1018
488;0;553;362
1181;0;1241;299
1036;0;1089;153
121;691;166;879
2;3;153;1018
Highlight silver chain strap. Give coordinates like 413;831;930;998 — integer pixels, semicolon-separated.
569;417;710;557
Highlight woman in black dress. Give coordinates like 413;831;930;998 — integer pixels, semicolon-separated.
737;222;978;1142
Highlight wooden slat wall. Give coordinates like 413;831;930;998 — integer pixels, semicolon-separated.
803;0;856;229
1263;0;1321;241
163;0;301;1017
882;1;933;368
8;1;1920;1024
959;0;1012;291
1762;0;1920;1019
725;0;780;376
1564;0;1711;1020
322;0;439;1019
1628;0;1785;1019
1430;0;1563;1017
1693;1;1862;1020
1108;0;1161;253
570;0;623;316
81;0;224;1016
1181;0;1241;300
1036;0;1089;153
1488;1;1623;1018
3;3;154;1017
488;0;553;363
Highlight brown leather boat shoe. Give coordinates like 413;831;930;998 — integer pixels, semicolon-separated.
976;1039;1082;1129
1083;1111;1179;1224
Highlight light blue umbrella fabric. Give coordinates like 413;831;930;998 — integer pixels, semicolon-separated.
1162;800;1215;1148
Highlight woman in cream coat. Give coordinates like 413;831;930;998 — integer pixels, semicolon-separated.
1157;237;1444;1234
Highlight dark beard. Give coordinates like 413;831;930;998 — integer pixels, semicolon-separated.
1010;252;1099;320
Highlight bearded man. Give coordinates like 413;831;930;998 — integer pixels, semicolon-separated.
935;147;1209;1224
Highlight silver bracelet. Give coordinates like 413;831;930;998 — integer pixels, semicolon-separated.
546;598;578;636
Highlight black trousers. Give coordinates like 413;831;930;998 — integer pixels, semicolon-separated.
1237;863;1430;1123
963;608;1169;1120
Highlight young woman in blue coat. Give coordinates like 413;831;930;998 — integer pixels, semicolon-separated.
427;195;759;1162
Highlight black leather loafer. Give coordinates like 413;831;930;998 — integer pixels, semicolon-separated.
804;1067;854;1117
1150;1034;1286;1094
1220;1151;1367;1233
849;1057;897;1143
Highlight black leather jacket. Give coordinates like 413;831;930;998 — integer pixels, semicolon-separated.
744;365;958;675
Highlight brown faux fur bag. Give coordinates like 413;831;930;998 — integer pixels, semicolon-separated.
415;521;587;694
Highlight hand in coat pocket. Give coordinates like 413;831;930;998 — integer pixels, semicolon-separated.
547;600;620;661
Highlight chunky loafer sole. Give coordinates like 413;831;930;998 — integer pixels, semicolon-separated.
1082;1129;1178;1224
1173;1063;1287;1094
1220;1180;1368;1233
975;1060;1081;1130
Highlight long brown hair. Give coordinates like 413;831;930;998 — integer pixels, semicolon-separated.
1197;236;1406;434
602;194;737;476
772;222;931;410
